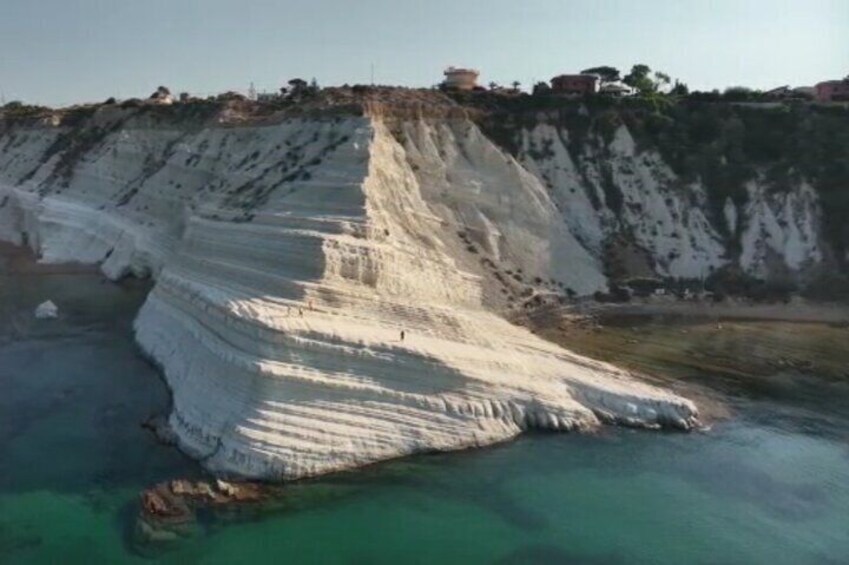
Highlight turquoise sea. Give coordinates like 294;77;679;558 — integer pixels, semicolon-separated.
2;249;848;564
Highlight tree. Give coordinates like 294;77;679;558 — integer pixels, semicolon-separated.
288;78;308;92
580;66;620;84
623;64;655;94
285;78;310;99
532;81;551;95
654;72;671;89
670;81;689;96
643;90;674;113
723;86;755;101
488;82;499;91
623;64;650;84
688;89;721;102
511;80;521;91
149;86;172;101
217;91;246;101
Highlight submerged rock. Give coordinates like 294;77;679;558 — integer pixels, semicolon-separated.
135;478;277;547
141;414;179;446
140;483;192;523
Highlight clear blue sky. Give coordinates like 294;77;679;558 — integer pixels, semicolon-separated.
1;0;846;106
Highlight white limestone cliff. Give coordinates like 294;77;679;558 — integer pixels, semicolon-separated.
7;101;830;479
739;180;822;277
517;120;825;282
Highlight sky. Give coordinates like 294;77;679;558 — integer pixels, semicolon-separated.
0;0;846;107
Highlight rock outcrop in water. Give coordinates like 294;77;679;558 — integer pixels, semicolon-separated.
34;300;58;319
6;90;840;479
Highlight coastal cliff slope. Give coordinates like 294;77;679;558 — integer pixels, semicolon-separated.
6;91;839;478
472;95;848;296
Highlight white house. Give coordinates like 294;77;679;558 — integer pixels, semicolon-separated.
599;82;635;97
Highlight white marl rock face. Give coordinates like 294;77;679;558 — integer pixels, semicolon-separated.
0;110;702;479
517;121;826;280
740;180;822;277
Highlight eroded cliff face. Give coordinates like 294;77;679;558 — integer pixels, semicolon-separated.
512;119;828;287
4;97;838;479
473;99;849;296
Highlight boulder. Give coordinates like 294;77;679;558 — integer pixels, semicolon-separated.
34;300;58;319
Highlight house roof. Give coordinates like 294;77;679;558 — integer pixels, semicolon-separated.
444;67;479;76
551;74;598;81
816;78;849;87
600;82;633;93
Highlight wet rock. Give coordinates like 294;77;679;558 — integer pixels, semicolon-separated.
136;477;279;548
216;478;237;497
141;483;192;523
135;519;179;544
214;480;267;503
141;415;178;446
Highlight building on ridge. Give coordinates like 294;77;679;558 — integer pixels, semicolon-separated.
550;74;600;96
814;76;849;102
442;67;480;91
599;82;635;97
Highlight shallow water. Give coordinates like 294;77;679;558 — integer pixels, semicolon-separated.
2;257;849;564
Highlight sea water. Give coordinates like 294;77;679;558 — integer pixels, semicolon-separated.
1;250;848;564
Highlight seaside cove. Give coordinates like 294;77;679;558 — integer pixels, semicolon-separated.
0;0;847;561
2;244;849;564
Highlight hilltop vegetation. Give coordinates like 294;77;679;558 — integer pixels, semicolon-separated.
628;102;849;255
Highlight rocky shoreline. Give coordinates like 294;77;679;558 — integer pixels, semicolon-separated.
136;478;280;545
